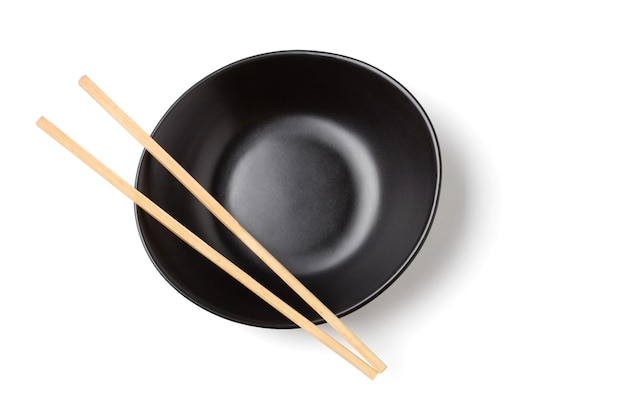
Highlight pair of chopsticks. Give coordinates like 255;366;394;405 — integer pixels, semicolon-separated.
37;76;386;379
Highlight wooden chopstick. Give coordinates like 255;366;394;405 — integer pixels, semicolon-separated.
36;116;378;379
78;75;387;374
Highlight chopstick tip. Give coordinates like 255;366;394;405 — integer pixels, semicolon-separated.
36;116;47;128
78;75;91;88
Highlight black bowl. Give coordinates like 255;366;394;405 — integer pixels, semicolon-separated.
135;51;441;328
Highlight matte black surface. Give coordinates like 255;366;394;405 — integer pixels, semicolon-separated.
135;51;441;328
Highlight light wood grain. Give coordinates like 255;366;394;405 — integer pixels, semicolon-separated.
78;75;387;373
36;116;378;380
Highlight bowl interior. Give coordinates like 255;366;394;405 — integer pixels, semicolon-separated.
136;51;440;328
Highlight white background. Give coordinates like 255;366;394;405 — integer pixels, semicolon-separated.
2;1;625;415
